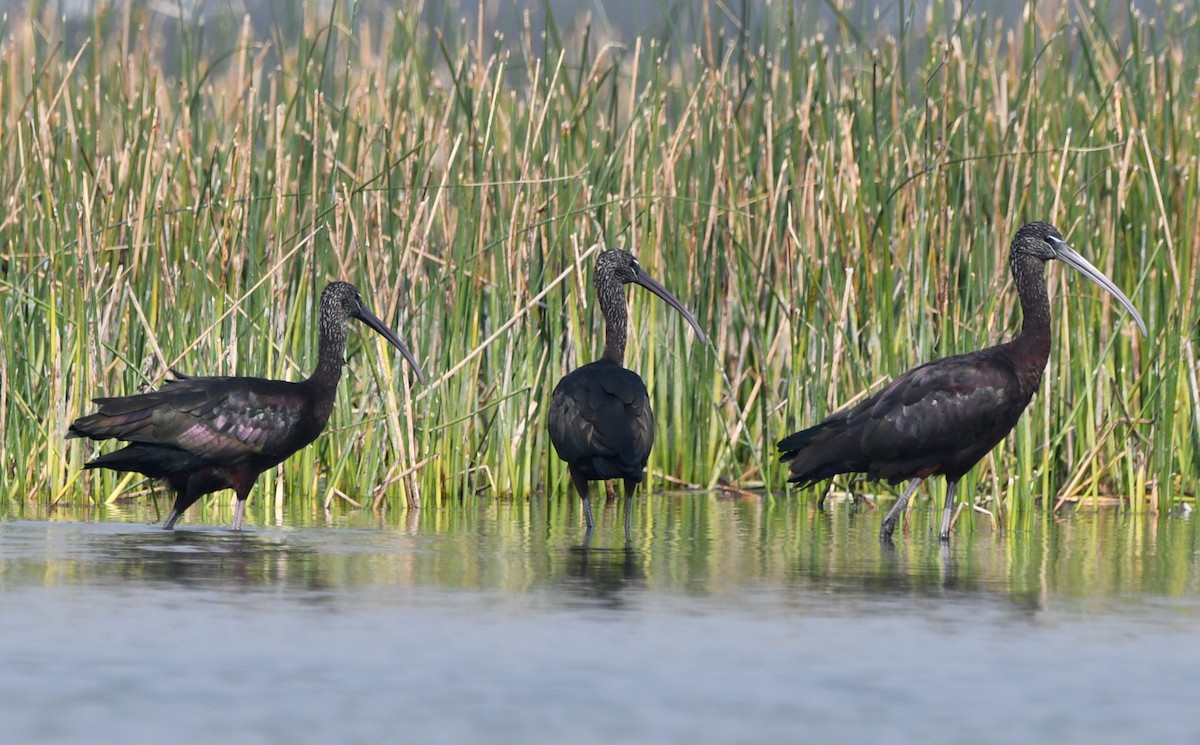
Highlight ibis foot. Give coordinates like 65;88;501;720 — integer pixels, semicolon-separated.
877;479;923;544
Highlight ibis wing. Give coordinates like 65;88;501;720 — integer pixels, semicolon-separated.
846;354;1026;464
780;350;1034;486
70;376;310;463
548;363;654;478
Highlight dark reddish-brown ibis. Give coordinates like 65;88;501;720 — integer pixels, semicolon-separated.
778;221;1146;543
548;248;707;534
68;281;424;530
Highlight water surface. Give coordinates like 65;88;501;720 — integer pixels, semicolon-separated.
1;494;1197;744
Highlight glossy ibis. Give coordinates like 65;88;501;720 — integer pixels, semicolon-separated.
778;222;1146;542
68;282;424;530
548;248;707;534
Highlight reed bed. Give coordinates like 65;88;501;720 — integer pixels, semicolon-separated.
0;0;1195;532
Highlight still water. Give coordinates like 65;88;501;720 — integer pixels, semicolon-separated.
2;493;1198;744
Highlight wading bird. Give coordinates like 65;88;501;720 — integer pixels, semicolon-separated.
548;248;707;534
778;222;1146;542
68;282;424;530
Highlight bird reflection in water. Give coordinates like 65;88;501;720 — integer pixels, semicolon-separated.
559;542;645;612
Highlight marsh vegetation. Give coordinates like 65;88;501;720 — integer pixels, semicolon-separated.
0;1;1194;533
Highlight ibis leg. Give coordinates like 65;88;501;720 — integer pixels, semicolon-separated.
939;480;959;543
232;499;247;531
879;478;923;542
622;478;637;545
163;489;190;530
569;467;595;531
816;481;833;511
582;498;594;533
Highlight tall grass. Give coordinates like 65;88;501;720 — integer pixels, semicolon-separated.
0;0;1195;531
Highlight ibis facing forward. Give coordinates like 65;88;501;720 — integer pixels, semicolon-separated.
548;248;707;534
68;282;425;530
778;222;1146;542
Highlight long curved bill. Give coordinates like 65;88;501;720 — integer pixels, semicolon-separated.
1048;236;1147;337
355;304;427;384
632;265;709;345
